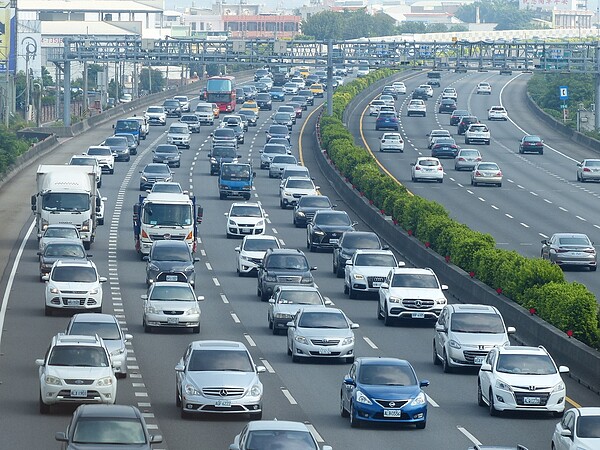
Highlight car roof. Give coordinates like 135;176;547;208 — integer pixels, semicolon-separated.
75;404;142;419
354;249;394;256
231;201;261;208
570;407;600;416
54;333;103;347
54;259;95;268
276;285;320;293
243;234;278;242
389;267;435;275
246;420;310;432
70;313;119;324
448;304;498;314
298;306;343;314
151;240;190;249
188;340;249;351
497;345;548;355
357;357;411;367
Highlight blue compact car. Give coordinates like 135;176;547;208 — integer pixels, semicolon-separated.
340;357;429;428
269;89;285;102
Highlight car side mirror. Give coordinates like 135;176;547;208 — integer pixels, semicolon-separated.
234;247;241;253
310;266;317;271
343;377;356;386
560;429;572;438
150;435;163;444
42;275;49;282
36;358;45;366
197;296;205;301
37;251;42;256
435;323;445;332
99;277;107;283
507;326;516;335
410;163;416;166
141;294;148;300
55;432;68;442
480;363;492;372
256;365;266;373
441;284;448;291
194;257;200;263
142;256;149;261
124;334;133;341
398;261;406;267
380;282;389;289
420;380;430;388
268;298;275;304
253;172;257;178
286;321;295;328
174;363;185;372
350;323;359;329
541;239;548;245
559;365;569;373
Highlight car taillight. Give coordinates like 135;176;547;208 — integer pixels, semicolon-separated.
496;171;502;176
458;157;465;161
475;171;482;176
476;157;482;161
556;248;569;253
584;168;591;172
438;166;443;171
415;166;421;170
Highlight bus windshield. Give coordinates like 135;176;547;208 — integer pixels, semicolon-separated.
206;78;233;92
142;203;193;227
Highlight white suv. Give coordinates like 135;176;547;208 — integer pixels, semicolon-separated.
280;177;319;209
43;260;107;316
407;99;426;117
433;304;516;373
344;249;403;298
377;267;448;326
488;105;508;121
464;123;491;145
167;123;191;149
225;202;267;238
37;333;116;413
478;346;569;417
86;146;115;174
235;235;281;276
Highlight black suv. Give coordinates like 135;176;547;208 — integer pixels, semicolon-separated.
450;109;470;126
208;146;239;175
412;88;429;101
257;249;316;301
256;93;273;110
457;115;479;135
162;99;182;117
144;240;199;285
307;210;356;252
333;231;386;277
293;195;334;228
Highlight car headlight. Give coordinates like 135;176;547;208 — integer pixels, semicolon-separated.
296;211;305;217
89;288;99;295
111;347;126;356
448;339;461;349
184;265;194;273
184;384;201;396
250;384;262;397
551;381;565;393
148;263;159;272
352;273;364;280
141;176;148;181
185;307;200;316
342;336;354;345
44;375;62;385
410;392;426;406
256;220;264;227
283;191;292;196
294;335;308;344
228;220;236;226
389;296;401;303
355;390;372;405
145;305;158;314
264;275;277;282
341;253;351;260
210;158;217;163
96;376;114;387
495;379;513;392
436;298;447;305
301;276;313;284
50;287;60;294
274;312;293;319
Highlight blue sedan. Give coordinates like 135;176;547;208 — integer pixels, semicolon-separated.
340;357;429;428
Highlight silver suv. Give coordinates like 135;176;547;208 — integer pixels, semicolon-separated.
257;248;316;301
433;304;515;373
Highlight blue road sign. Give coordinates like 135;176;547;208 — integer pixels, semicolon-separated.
559;86;568;100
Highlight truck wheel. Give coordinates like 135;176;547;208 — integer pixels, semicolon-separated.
109;168;114;174
219;193;226;200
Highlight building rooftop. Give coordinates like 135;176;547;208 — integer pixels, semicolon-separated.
20;0;162;13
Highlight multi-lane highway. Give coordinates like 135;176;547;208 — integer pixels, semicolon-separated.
0;70;598;450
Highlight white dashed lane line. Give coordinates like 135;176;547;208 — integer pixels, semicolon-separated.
260;358;275;373
220;294;229;304
212;277;220;286
230;312;241;323
243;333;256;347
363;336;378;349
281;388;298;405
457;426;482;446
205;262;213;271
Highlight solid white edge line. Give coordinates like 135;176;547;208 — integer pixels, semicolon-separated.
0;220;35;353
457;426;482;446
305;424;324;443
281;388;298;405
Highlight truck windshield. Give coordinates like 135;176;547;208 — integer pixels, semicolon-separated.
142;203;192;227
115;120;139;132
221;165;251;181
42;193;90;212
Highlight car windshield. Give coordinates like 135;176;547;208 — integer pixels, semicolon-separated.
244;238;278;252
174;96;188;102
358;364;417;386
453;110;469;116
151;183;182;193
44;228;79;239
181;115;198;122
72;418;146;445
147;107;163;113
170;126;188;134
87;148;111;156
584;160;600;167
52;266;97;282
450;313;505;333
70;157;96;166
298;311;347;329
196;105;212;112
287;179;314;189
270;126;289;134
577;416;600;438
524;135;541;141
103;137;127;147
213;147;237;158
354;254;396;267
496;354;556;375
266;255;309;270
150;285;195;302
342;234;380;249
299;197;330;208
246;430;317;450
144;165;170;174
460;150;480;157
470;126;488;132
271;138;291;147
558;236;591;246
272;156;296;165
44;243;86;258
69;321;121;340
188;349;253;372
163;101;179;107
142;203;192;226
231;205;262;218
477;163;499;171
379;113;395;118
155;146;178;154
42;192;90;213
391;273;438;288
283;170;308;179
48;346;109;367
214;129;235;138
152;246;191;262
435;138;455;145
419;160;439;167
277;290;322;305
274;113;291;121
315;213;351;226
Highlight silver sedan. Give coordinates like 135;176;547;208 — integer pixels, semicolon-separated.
576;159;600;182
541;233;597;271
454;148;482;171
471;161;502;187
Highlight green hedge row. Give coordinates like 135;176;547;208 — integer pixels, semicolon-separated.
0;127;32;176
319;69;600;349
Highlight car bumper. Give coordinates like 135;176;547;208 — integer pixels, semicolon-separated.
408;110;426;116
40;385;116;406
447;347;489;367
292;341;354;359
45;295;102;311
148;118;166;125
491;388;565;413
272;316;294;331
455;161;478;170
553;255;597;267
581;172;600;181
380;145;404;152
353;400;427;424
181;393;262;415
227;226;265;237
472;176;502;185
114;152;130;161
414;171;444;181
387;306;442;320
144;312;200;328
488;114;507;120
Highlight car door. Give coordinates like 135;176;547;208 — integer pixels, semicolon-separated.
434;307;449;359
287;313;299;352
176;345;192;396
379;270;393;311
479;349;496;401
554;410;575;450
342;362;358;411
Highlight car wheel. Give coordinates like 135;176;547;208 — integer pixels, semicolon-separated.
349;285;358;299
442;350;453;373
44;306;52;316
438;178;443;183
486;141;490;145
577;172;581;181
109;168;114;174
98;218;104;225
340;392;349;417
176;387;181;407
192;325;200;334
383;304;393;327
349;403;360;428
346;356;355;364
465;138;469;144
260;289;269;302
287;341;292;356
377;301;384;320
477;381;486;406
539;150;543;155
291;347;300;363
343;283;349;295
180;404;190;419
591;266;597;272
489;389;499;416
497;183;502;187
116;371;126;379
336;265;344;278
433;341;441;365
39;395;50;414
250;411;263;420
143;317;151;333
219;193;226;200
416;421;426;429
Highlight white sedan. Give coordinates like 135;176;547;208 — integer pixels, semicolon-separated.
442;87;458;100
411;157;444;183
552;407;600;450
392;81;407;95
379;132;404;152
476;82;492;94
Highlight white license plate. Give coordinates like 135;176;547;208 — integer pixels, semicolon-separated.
67;299;80;306
318;348;332;355
167;317;179;324
412;312;425;319
524;397;541;405
372;282;382;288
241;228;251;233
474;356;485;364
569;252;583;256
330;239;339;244
383;409;403;417
71;390;87;398
215;400;231;407
166;275;178;281
424;168;435;172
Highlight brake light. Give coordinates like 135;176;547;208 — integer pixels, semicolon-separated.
584;249;596;253
415;166;421;171
584;168;591;172
458;157;465;161
556;248;569;253
475;171;482;176
496;171;502;176
438;166;444;171
476;157;482;161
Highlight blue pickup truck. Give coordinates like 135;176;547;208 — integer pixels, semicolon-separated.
218;162;255;200
113;118;141;143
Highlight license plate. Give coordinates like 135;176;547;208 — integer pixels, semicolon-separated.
372;282;382;288
67;299;80;306
166;275;178;282
412;312;425;319
215;400;231;407
318;348;332;355
167;317;179;324
241;228;251;233
474;356;485;364
71;390;87;398
524;397;541;405
330;239;339;244
383;409;403;417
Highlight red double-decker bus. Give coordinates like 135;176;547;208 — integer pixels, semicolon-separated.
205;76;236;112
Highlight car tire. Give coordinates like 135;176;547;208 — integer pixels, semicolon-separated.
250;411;263;420
489;389;499;416
180;405;190;419
349;285;358;299
260;289;269;302
416;421;426;429
176;388;181;407
291;349;300;363
349;403;360;428
497;183;502;187
39;395;50;414
438;178;443;183
192;325;200;334
344;283;349;295
433;341;441;365
336;265;344;278
486;141;490;145
219;193;226;200
340;393;350;417
539;150;543;155
116;371;127;379
44;306;52;316
591;266;597;272
442;350;453;373
553;409;565;418
98;218;104;225
346;356;355;364
477;381;486;406
383;304;393;327
143;317;151;333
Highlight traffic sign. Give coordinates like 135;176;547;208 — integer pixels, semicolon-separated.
559;86;568;100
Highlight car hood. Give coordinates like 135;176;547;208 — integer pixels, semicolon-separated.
314;225;354;233
447;331;508;349
64;443;152;450
494;372;562;388
388;287;445;300
46;365;113;380
149;261;193;272
350;266;394;277
296;327;353;340
359;383;422;400
229;217;264;225
185;371;258;389
275;303;325;315
147;300;198;312
50;281;98;291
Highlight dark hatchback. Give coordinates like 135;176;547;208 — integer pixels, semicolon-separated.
144;239;199;285
450;109;470;126
431;137;459;158
333;231;386;277
152;144;181;168
412;88;429;101
457;115;479;135
307;210;356;252
256;93;273;110
294;195;335;228
438;98;457;114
